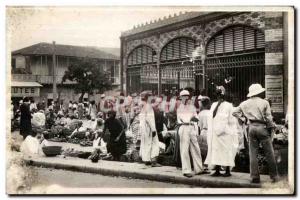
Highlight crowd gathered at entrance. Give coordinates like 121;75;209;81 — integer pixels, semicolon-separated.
12;83;284;184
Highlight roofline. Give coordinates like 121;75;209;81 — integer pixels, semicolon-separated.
121;12;246;40
12;42;120;60
12;53;120;61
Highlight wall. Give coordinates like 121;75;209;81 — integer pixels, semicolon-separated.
264;12;285;114
122;12;289;115
122;12;265;68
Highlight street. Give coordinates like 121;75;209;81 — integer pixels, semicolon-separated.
33;167;192;188
25;166;192;194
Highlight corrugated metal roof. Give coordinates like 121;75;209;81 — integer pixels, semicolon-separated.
121;12;210;37
12;43;120;60
11;81;43;87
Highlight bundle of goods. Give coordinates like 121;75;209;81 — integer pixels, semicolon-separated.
61;148;91;159
49;137;67;143
42;146;62;157
80;140;93;147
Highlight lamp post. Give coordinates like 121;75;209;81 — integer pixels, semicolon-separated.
191;44;206;92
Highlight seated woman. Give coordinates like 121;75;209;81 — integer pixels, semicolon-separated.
67;121;87;139
104;110;126;161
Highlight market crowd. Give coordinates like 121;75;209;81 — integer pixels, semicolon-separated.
11;83;284;183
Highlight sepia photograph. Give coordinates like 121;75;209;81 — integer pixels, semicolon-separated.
5;6;295;195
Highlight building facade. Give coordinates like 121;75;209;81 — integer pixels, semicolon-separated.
11;42;120;106
120;11;289;116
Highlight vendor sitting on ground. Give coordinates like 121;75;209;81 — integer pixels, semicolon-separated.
67;115;98;140
32;109;46;128
67;121;87;139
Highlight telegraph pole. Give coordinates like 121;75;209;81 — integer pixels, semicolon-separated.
52;41;57;101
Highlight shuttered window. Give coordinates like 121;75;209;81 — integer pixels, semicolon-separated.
234;27;244;52
207;40;215;55
256;30;265;49
215;35;224;54
127;45;156;67
245;28;255;50
161;37;196;61
206;26;265;56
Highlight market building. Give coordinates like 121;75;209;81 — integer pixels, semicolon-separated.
120;11;289;117
11;42;120;106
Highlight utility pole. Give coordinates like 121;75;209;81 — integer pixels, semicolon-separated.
52;41;57;101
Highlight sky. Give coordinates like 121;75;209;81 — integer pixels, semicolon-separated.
7;6;199;51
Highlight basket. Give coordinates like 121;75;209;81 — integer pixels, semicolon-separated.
42;146;62;157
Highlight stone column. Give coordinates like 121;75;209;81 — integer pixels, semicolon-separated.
264;12;284;116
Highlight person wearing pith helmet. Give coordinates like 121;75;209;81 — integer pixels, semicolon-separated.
232;83;279;184
176;90;205;178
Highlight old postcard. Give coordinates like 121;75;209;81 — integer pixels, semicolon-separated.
6;6;295;195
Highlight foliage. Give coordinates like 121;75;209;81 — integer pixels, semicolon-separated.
62;57;112;101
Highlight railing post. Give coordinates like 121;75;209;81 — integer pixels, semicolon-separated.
52;41;57;101
157;52;161;96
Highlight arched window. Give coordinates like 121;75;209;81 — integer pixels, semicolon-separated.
204;25;265;103
127;45;156;67
161;37;196;62
206;26;265;57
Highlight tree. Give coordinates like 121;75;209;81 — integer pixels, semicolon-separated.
62;57;112;102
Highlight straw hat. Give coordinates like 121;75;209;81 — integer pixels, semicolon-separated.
247;83;265;97
179;90;190;96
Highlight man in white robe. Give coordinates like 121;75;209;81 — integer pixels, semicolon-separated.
205;86;239;177
139;92;161;167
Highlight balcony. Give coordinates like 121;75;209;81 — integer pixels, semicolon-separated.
12;74;121;86
11;74;75;85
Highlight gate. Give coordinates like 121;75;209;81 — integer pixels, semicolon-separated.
160;61;204;95
206;52;265;103
205;25;265;104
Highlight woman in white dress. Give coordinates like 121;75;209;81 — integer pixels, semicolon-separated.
205;86;239;177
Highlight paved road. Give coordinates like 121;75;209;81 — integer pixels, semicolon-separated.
31;167;192;190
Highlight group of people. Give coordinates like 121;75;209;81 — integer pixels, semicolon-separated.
13;83;280;184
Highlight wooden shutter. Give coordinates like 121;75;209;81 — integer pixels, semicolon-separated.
180;38;187;58
132;51;136;65
141;47;146;64
245;27;255;50
224;29;233;53
187;39;194;56
256;30;265;49
136;47;141;64
215;34;224;54
173;39;180;59
207;39;215;55
234;27;244;52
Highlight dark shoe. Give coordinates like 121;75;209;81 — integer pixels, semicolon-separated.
222;172;232;177
183;173;193;178
251;178;261;184
211;171;222;177
145;162;151;166
151;162;162;167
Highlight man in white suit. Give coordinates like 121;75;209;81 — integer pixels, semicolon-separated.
177;90;204;178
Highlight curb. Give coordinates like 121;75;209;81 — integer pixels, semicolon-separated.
24;158;260;188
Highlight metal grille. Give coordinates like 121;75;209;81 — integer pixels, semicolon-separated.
205;25;265;104
160;60;204;94
206;52;265;103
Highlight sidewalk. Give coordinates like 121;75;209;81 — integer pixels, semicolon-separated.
24;155;270;188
